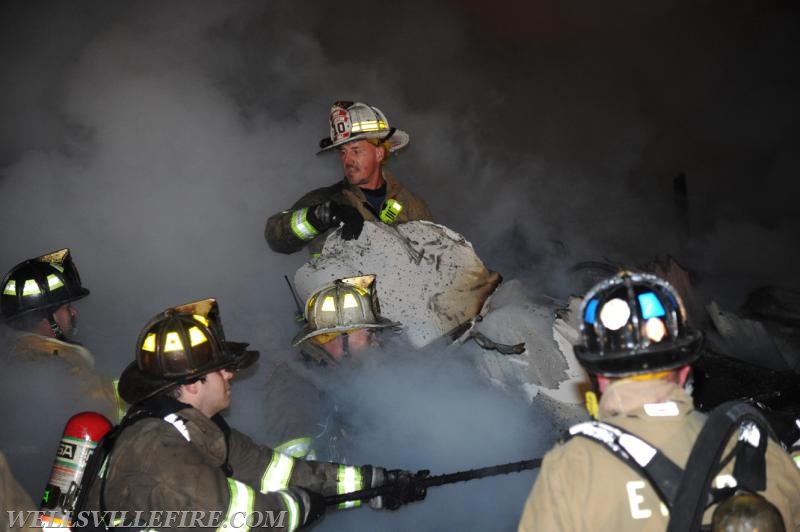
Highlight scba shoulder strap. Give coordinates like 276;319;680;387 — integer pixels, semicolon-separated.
666;401;776;532
567;420;684;508
567;400;775;532
73;396;234;530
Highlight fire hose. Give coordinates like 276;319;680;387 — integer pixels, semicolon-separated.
325;458;542;506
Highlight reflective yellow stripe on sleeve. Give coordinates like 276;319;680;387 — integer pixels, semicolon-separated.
111;378;126;422
336;465;363;510
274;437;314;459
276;490;301;532
290;208;319;241
260;451;295;493
218;478;255;532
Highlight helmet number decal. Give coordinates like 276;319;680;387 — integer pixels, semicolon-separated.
330;109;351;143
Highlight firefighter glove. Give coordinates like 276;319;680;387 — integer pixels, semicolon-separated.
309;201;364;240
367;467;430;511
289;486;326;528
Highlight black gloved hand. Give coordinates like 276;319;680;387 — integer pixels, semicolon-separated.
309;201;364;241
289;486;326;529
368;468;430;511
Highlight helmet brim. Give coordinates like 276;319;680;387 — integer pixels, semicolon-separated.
118;341;259;405
2;287;90;323
575;329;703;377
291;317;401;346
317;129;410;154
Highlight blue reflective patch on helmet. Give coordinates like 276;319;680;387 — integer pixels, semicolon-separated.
638;292;666;319
584;299;599;324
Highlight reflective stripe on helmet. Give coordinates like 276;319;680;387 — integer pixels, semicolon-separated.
290;208;319;241
218;478;255;532
261;451;295;493
274;437;314;459
350;119;388;133
276;490;300;532
2;280;15;295
46;274;65;290
22;279;41;296
336;465;363;509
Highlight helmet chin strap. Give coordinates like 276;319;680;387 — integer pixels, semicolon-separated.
378;127;396;143
47;313;67;341
341;333;351;359
585;373;601;419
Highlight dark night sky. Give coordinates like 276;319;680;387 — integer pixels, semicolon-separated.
1;1;799;529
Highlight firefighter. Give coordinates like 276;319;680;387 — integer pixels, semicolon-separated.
264;275;401;461
83;298;423;531
0;248;121;497
265;101;434;255
0;450;40;532
518;272;800;531
1;248;93;367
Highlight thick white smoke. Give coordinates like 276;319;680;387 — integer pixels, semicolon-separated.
1;1;799;529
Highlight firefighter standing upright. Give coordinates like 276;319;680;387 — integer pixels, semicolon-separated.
518;272;800;531
0;248;121;497
265;101;434;255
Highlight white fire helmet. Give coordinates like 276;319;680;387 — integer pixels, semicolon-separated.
292;274;400;345
318;101;410;154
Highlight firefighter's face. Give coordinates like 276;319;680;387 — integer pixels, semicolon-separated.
339;140;384;189
321;328;379;362
52;303;78;336
196;368;234;417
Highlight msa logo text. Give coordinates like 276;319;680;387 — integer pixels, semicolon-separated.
57;442;77;460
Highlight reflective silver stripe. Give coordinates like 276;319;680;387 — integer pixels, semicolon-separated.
570;421;620;443
618;434;657;466
163;413;191;441
570;421;657;467
261;451;295;493
275;437;313;459
276;490;300;532
738;422;761;447
218;478;255;532
336;465;363;509
290;208;319;241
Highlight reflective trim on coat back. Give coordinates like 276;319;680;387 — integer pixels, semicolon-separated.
336;465;363;509
163;414;191;442
219;478;255;532
290;208;319;241
260;451;295;493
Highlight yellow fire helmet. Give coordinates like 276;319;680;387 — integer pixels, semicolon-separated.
317;101;410;154
292;274;401;346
